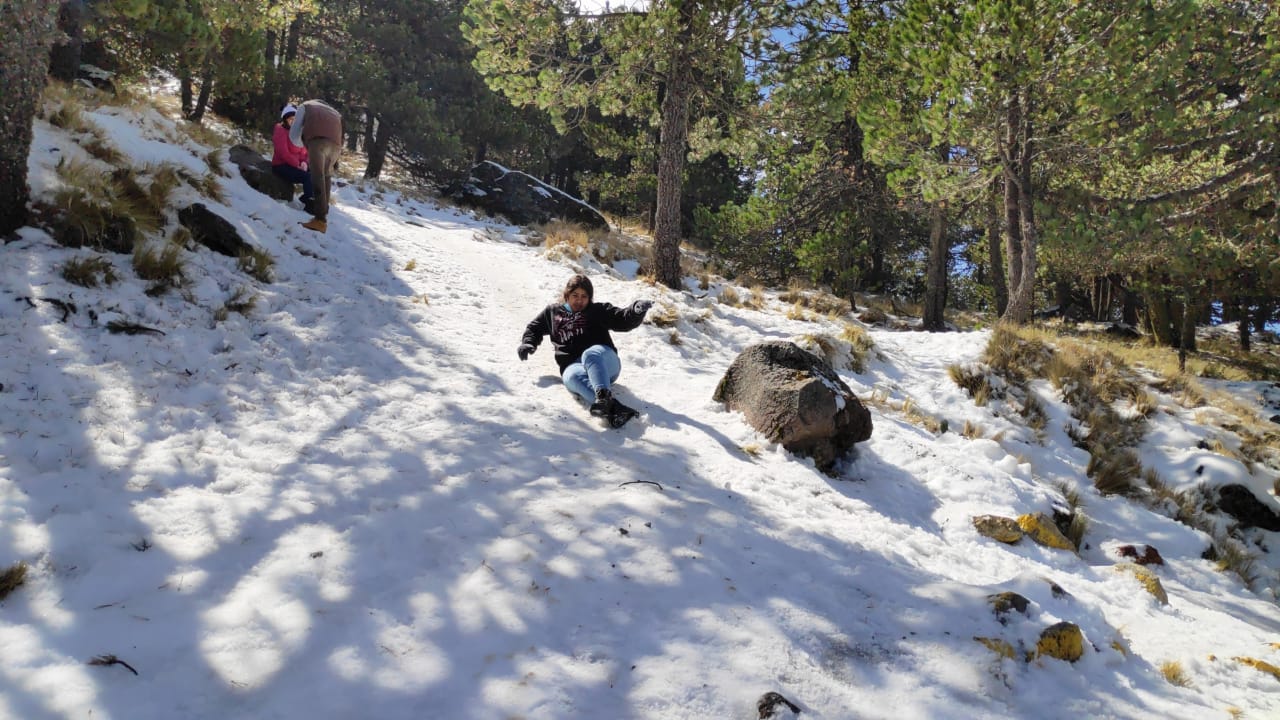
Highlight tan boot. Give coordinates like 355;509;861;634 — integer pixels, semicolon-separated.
301;218;327;233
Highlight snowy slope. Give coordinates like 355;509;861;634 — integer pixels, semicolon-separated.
0;93;1278;720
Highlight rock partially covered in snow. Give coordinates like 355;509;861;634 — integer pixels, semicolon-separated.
714;341;871;472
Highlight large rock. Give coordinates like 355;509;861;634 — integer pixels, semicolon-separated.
442;161;609;230
228;144;294;201
713;341;872;471
178;204;250;257
1214;484;1280;531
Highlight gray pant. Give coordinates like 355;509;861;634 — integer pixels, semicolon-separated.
305;138;340;220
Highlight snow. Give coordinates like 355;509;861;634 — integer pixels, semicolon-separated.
2;95;1280;720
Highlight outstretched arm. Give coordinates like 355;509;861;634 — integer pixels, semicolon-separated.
601;300;652;332
518;306;552;360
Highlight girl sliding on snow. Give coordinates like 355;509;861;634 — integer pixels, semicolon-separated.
517;274;652;428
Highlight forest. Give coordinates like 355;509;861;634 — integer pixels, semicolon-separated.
2;0;1277;346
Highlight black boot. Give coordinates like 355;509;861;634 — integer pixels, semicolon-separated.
589;388;613;417
607;398;639;428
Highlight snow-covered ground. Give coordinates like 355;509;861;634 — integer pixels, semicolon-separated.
1;93;1279;720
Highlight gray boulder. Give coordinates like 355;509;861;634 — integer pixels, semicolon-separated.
714;341;872;472
228;144;294;201
178;204;250;257
443;161;609;230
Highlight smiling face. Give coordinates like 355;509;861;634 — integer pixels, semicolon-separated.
566;287;590;312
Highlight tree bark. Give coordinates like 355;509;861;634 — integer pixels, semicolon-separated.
921;199;949;331
49;0;84;82
652;2;696;289
188;65;213;123
285;16;303;63
1001;91;1037;325
180;73;195;118
985;184;1007;316
364;116;391;179
0;1;60;237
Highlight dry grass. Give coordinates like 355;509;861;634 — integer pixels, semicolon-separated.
214;287;257;322
1159;660;1192;687
237;247;275;283
82;133;124;165
982;325;1056;384
61;254;119;287
840;323;875;373
779;285;851;316
107;167;166;234
740;443;763;457
948;364;997;406
1211;536;1259;589
205;148;226;177
404;259;417;271
718;285;740;306
795;333;859;372
961;419;985;439
0;561;28;601
785;301;818;322
539;220;591;252
1054;482;1089;550
180;119;233;150
647;303;680;328
132;240;185;292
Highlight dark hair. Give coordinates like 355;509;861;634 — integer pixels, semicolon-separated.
562;274;593;302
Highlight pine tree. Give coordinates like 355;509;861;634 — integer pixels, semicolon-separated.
465;0;769;289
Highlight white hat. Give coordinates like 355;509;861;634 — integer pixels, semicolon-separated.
280;103;297;119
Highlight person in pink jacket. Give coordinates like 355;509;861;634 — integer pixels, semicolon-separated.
271;104;314;214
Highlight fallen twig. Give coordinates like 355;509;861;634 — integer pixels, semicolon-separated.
618;480;663;491
88;654;139;675
106;319;165;336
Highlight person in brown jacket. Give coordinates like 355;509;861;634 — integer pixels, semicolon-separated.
288;99;343;233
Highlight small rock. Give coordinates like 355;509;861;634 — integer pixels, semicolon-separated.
1017;512;1075;551
987;591;1031;624
1036;622;1084;663
1115;562;1169;605
973;515;1023;543
757;691;801;719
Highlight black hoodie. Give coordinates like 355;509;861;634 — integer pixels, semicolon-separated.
521;301;647;372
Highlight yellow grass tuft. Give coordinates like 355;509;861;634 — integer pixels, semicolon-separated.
1159;660;1192;687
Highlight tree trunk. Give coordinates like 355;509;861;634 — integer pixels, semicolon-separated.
1144;287;1178;346
359;111;373;153
188;66;213;123
653;3;696;289
49;0;84;82
921;200;948;331
1120;277;1140;326
364;116;391;179
1237;300;1251;352
985;184;1007;316
285;16;303;63
0;0;59;237
180;73;195;118
1001;92;1037;325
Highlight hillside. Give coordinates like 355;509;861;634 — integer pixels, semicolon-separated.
1;85;1279;719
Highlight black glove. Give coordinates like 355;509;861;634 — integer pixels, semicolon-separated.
632;299;654;315
517;343;535;361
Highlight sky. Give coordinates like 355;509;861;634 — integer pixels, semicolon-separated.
1;87;1280;720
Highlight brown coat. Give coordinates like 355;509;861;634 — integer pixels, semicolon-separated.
299;100;342;144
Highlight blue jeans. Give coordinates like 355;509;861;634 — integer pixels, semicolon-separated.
562;345;621;404
272;164;314;204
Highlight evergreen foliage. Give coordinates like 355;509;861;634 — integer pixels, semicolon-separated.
16;0;1279;339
